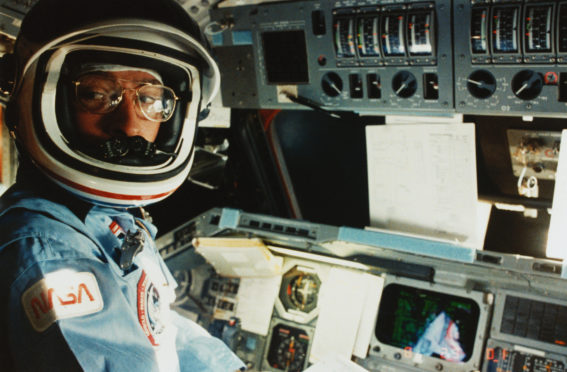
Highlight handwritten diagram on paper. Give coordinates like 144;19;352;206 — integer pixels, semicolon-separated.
366;124;479;246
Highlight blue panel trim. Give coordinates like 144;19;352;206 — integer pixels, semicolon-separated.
211;33;224;46
219;208;241;229
338;227;475;263
232;30;253;45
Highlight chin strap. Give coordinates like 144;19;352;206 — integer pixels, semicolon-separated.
100;136;176;160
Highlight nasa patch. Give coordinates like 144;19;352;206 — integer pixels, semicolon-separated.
137;270;166;346
22;271;104;332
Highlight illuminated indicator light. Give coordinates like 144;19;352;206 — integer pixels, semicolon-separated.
545;149;556;157
545;71;558;84
556;340;566;345
398;16;403;20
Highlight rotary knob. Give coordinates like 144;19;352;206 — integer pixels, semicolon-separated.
467;70;497;99
511;70;543;100
392;71;417;98
321;72;343;97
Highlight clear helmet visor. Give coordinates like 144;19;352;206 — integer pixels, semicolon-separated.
50;49;198;166
74;73;178;122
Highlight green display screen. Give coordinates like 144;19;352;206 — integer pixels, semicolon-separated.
375;284;480;362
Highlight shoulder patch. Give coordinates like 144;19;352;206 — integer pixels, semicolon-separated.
21;271;104;332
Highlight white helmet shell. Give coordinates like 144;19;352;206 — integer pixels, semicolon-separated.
6;2;220;207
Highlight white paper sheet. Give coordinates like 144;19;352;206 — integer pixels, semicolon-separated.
235;275;282;336
366;124;481;247
309;268;379;364
547;130;567;259
352;274;384;358
193;237;282;277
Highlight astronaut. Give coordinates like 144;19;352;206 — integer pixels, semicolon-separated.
0;0;245;370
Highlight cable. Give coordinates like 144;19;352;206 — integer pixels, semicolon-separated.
204;21;227;36
280;91;342;119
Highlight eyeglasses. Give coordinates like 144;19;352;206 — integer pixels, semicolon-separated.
73;74;180;122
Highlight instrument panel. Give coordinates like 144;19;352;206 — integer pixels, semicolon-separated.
158;208;567;372
210;0;567;117
210;0;453;115
453;0;567;116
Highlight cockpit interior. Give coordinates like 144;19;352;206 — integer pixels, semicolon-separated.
1;0;567;371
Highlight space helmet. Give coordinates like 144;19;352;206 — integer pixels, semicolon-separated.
2;0;220;207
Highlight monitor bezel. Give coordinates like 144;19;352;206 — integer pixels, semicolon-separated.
368;275;491;372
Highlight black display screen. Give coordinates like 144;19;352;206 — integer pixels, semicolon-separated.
262;30;309;84
375;284;480;362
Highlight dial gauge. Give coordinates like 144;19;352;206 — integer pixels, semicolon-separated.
288;274;320;312
492;7;519;53
279;268;321;313
267;324;310;372
525;5;552;53
358;17;380;57
470;8;488;54
382;14;405;56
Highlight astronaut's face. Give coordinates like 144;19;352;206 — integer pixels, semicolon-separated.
73;70;163;144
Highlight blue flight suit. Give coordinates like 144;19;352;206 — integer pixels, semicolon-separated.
0;166;245;371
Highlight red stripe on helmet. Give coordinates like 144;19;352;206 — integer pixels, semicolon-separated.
44;167;175;201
